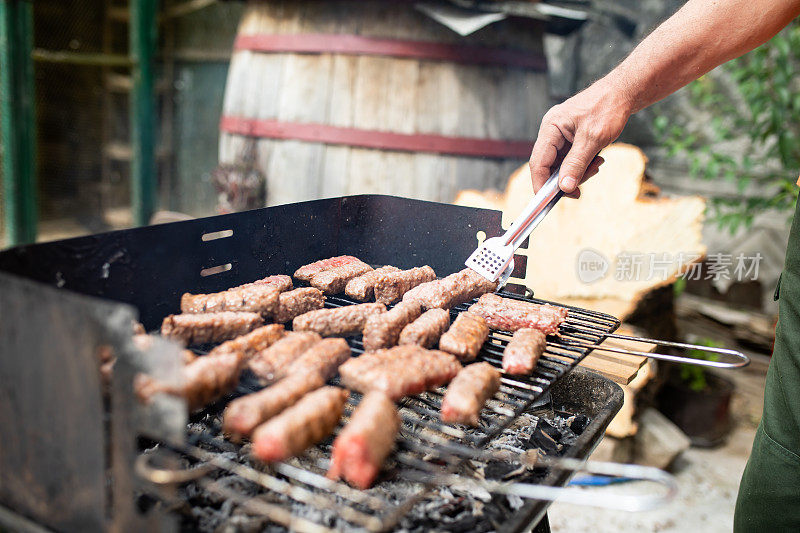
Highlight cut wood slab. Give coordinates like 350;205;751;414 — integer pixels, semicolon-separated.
578;325;653;385
454;143;707;318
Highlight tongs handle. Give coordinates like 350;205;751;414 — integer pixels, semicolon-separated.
502;168;563;249
564;326;751;369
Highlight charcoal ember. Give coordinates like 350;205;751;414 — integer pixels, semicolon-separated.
527;419;564;455
483;460;520;480
567;413;590;434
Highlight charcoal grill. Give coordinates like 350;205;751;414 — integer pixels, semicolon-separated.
0;195;693;532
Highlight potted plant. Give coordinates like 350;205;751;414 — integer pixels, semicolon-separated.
656;338;735;447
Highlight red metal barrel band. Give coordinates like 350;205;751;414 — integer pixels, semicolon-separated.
220;117;533;159
234;33;548;71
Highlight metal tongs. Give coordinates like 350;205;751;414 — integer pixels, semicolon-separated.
466;167;564;288
465;166;751;370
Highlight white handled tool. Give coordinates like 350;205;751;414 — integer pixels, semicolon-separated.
466;167;563;287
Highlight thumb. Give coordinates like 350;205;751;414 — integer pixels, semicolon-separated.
558;137;599;193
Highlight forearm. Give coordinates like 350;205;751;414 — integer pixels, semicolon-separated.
607;0;800;114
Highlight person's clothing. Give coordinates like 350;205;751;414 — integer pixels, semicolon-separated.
734;196;800;532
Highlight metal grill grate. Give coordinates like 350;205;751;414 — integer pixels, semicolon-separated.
138;290;621;532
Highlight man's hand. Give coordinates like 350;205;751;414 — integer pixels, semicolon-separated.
529;78;632;198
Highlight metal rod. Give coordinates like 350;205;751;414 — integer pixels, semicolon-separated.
31;49;133;67
130;0;158;226
0;0;37;245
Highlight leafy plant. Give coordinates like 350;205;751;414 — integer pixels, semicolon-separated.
680;338;722;392
654;21;800;233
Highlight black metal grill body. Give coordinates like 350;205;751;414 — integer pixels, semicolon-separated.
0;195;623;532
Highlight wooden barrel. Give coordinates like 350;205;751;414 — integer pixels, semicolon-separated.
220;0;549;206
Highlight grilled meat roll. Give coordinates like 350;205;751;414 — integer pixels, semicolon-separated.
398;308;450;348
502;328;547;375
362;301;423;351
438;311;490;362
252;386;349;462
310;260;373;295
328;392;399;489
286;338;351;381
223;372;326;441
294;256;363;282
180;284;280;316
292;303;386;337
440;362;501;426
373;266;436;305
467;293;567;335
403;268;498;310
339;345;461;401
161;311;264;345
248;331;322;384
345;266;401;301
272;287;325;323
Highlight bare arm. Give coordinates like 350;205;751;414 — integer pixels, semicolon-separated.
530;0;800;197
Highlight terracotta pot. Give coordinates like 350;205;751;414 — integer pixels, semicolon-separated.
657;371;734;447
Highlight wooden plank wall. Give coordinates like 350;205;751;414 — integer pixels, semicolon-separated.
220;0;549;207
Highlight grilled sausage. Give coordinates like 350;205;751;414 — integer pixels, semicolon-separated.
248;331;322;384
345;266;401;301
244;274;293;292
294;256;363;281
440;362;501;426
223;372;326;442
438;311;490;362
339;346;461;401
328;392;399;489
292;303;386;337
134;350;244;411
272;287;325;323
252;386;349;462
467;293;567;335
403;268;498;310
286;338;351;381
209;323;285;359
502;328;547;375
398;308;451;348
310;260;373;295
362;301;423;351
180;284;280;316
373;266;436;305
161;312;264;345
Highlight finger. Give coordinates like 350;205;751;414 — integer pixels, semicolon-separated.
564;186;581;200
558;137;602;193
529;123;567;193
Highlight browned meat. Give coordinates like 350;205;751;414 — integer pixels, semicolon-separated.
362;301;423;351
134;350;244;411
223;372;326;441
161;312;264;345
292;303;386;337
310;260;373;295
338;346;461;401
294;256;362;281
440;362;501;426
403;268;498;310
272;287;325;323
209;323;285;359
246;274;293;292
345;266;401;301
248;331;322;384
502;328;547;375
286;338;351;380
467;293;567;335
373;266;436;305
252;386;349;462
328;391;399;489
180;284;280;316
398;308;451;348
438;311;489;362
